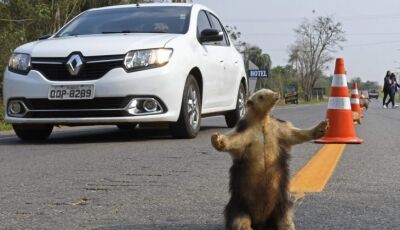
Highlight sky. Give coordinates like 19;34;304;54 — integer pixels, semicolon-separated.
193;0;400;83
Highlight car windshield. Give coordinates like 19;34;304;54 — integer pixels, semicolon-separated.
56;6;191;37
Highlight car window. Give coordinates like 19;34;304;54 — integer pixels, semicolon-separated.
57;6;191;36
197;10;212;42
207;13;229;46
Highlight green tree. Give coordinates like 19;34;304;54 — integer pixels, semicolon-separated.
362;81;379;91
0;0;148;96
350;77;379;91
267;65;298;95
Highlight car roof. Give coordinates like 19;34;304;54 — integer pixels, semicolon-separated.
87;3;216;15
85;3;217;22
88;3;195;12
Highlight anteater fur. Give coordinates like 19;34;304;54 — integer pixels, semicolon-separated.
211;89;328;230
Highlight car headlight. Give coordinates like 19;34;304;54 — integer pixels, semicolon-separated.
8;53;31;75
124;48;173;71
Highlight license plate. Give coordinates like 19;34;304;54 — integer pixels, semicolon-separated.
48;85;95;100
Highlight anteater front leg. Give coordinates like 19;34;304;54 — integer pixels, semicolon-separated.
279;120;328;146
211;132;249;157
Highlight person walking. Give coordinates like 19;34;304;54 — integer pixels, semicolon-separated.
385;73;400;109
383;70;391;108
392;74;400;107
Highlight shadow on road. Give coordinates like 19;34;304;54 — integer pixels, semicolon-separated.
0;127;171;145
93;223;222;230
200;125;227;131
0;125;229;145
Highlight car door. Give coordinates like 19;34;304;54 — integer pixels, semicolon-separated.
207;13;237;107
196;10;225;110
223;47;243;106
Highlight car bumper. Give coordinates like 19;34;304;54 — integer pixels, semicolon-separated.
4;114;175;125
3;66;185;124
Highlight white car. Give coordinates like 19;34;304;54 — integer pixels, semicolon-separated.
3;3;247;140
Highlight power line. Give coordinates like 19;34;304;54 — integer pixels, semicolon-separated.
344;40;400;48
259;40;400;53
225;13;400;23
242;32;400;37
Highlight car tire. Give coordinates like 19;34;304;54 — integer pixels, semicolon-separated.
13;124;53;141
116;123;137;130
225;83;246;128
170;75;201;139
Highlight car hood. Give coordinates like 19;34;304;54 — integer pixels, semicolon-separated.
15;33;181;57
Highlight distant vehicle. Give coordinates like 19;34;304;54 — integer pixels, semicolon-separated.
368;89;379;99
3;3;248;140
284;86;298;104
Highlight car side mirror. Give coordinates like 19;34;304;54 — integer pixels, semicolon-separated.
200;29;223;43
38;34;53;40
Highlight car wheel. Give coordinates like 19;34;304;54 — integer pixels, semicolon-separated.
225;83;246;128
13;124;53;141
116;123;137;130
170;75;201;139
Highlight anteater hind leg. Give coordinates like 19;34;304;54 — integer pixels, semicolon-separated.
277;206;295;230
264;199;294;230
230;214;252;230
225;201;253;230
266;204;294;230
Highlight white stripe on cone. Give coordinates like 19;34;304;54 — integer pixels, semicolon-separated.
351;89;359;95
331;74;348;87
350;98;360;104
328;97;351;110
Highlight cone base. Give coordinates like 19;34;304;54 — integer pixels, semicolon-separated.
315;136;363;144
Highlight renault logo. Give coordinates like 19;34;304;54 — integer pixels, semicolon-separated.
66;54;83;76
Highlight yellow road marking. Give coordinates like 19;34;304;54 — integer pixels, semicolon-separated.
290;144;346;195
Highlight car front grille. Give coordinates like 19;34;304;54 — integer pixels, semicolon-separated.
23;97;131;110
21;97;132;118
31;55;124;81
10;95;168;119
25;110;130;118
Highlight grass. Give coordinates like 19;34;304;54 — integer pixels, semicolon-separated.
277;97;328;106
299;97;328;104
276;96;328;107
0;102;12;131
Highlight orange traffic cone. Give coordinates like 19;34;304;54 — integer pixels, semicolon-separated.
350;82;363;118
315;58;363;144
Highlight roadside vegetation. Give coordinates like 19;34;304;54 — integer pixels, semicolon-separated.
299;97;328;104
0;102;12;131
0;0;153;97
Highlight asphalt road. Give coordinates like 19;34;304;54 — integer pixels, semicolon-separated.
0;100;399;230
